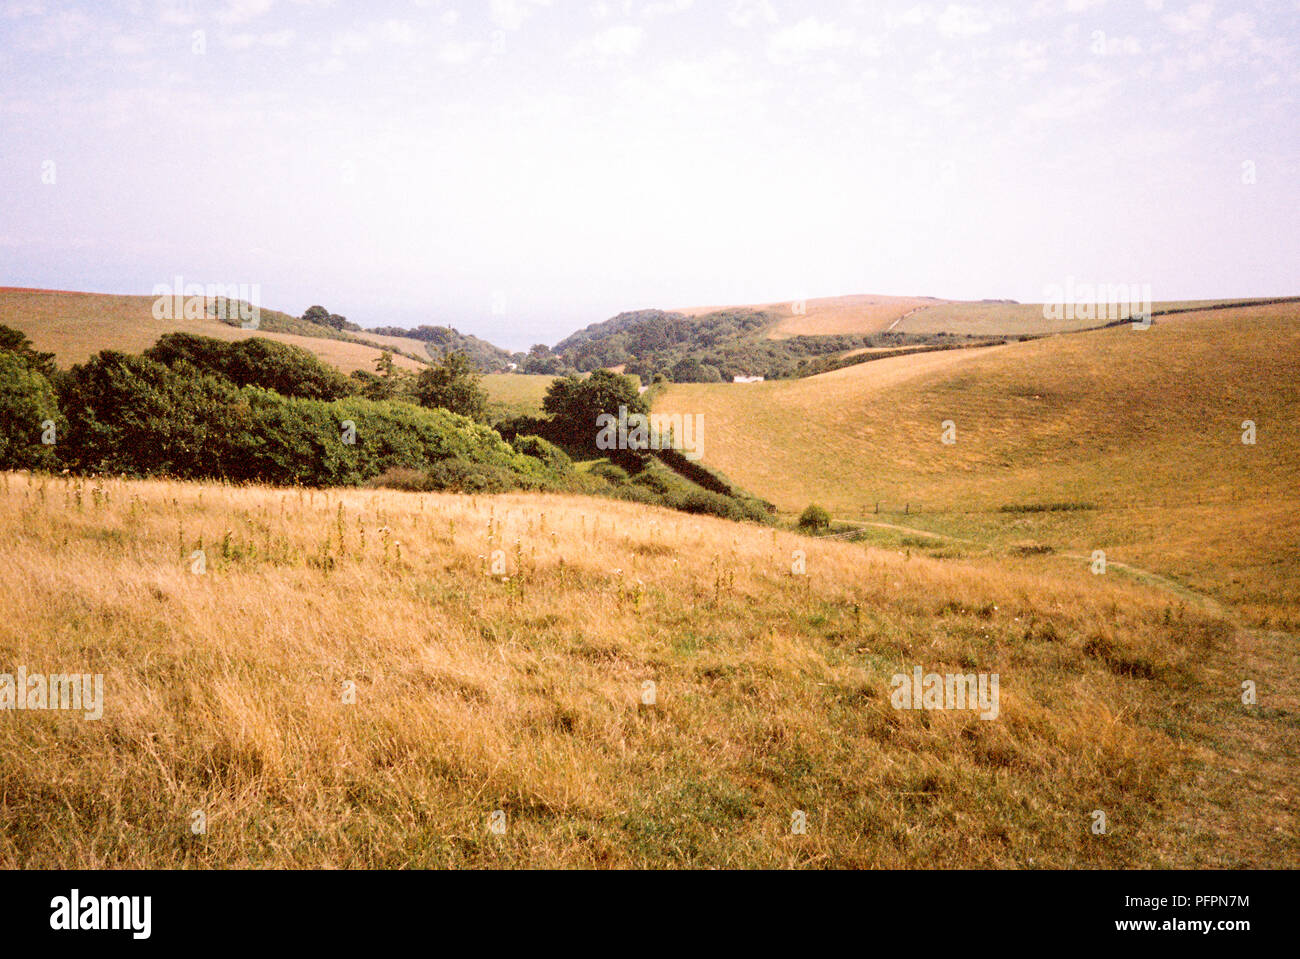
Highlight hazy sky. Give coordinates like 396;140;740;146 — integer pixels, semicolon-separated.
1;0;1297;349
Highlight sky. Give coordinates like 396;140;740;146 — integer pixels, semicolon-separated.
1;0;1297;350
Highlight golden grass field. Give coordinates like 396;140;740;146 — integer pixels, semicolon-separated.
674;293;1286;341
655;303;1300;627
759;295;943;339
892;298;1284;337
0;288;425;374
2;472;1293;868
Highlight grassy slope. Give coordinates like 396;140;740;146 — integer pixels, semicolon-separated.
5;472;1293;868
894;297;1290;337
0;289;425;375
654;303;1300;625
482;373;556;420
753;295;943;339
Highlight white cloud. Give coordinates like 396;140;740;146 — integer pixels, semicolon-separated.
642;0;693;19
936;4;993;38
573;24;645;61
491;0;552;32
216;0;273;27
729;0;776;29
438;40;483;65
1164;2;1214;35
768;18;855;64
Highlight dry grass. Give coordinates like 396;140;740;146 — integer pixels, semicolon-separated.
3;471;1292;868
756;295;943;339
0;288;424;374
654;303;1300;624
895;298;1284;337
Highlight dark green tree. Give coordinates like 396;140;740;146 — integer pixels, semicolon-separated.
542;369;646;453
0;351;64;470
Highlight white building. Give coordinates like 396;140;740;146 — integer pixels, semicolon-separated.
733;375;765;384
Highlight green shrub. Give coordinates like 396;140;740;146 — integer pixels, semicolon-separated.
798;504;832;532
631;469;674;495
0;351;64;471
612;484;662;506
511;434;572;472
425;458;532;494
365;467;437;492
589;462;630;485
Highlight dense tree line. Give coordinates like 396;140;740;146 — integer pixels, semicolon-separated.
0;326;543;490
546;308;890;381
365;324;516;373
0;325;772;523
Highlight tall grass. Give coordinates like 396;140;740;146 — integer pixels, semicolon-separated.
1;472;1272;868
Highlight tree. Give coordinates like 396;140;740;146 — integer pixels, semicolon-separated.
0;351;63;471
145;333;354;400
414;351;487;421
542;369;646;453
0;325;59;381
302;305;331;326
302;305;359;332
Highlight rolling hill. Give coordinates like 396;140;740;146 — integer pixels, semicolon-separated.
676;294;945;340
653;301;1300;626
0;288;428;375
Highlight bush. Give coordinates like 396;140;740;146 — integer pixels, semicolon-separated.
511;434;572;473
589;462;630;485
798;504;832;532
365;467;437;492
424;458;532;494
0;351;64;471
631;469;674;495
612;484;662;506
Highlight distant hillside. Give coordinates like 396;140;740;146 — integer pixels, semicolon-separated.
679;294;945;339
549;293;1300;383
0;288;428;375
366;324;516;372
551;307;918;382
654;300;1300;626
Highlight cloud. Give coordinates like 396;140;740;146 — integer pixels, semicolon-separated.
490;0;552;31
728;0;776;28
768;18;855;64
216;0;273;27
438;40;483;65
572;24;645;62
642;0;693;18
1164;2;1214;35
936;4;994;38
224;28;296;51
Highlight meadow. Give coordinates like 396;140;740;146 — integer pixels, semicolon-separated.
2;471;1291;868
482;373;557;420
